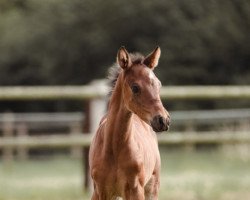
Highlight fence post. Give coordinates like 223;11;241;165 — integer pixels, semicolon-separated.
2;112;15;163
70;122;82;158
16;122;28;160
83;80;108;192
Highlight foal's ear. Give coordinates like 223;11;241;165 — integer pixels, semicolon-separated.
143;46;161;70
117;46;132;70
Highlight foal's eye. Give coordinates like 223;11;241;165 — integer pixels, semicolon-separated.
131;84;140;94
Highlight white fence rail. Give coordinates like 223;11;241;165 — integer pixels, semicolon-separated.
1;109;250;128
171;108;250;124
1;85;250;100
1;132;250;149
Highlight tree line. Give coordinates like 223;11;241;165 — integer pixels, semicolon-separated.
0;0;249;111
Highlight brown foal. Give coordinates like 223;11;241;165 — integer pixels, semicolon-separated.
89;47;170;200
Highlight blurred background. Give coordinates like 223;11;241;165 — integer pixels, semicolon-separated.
0;0;250;199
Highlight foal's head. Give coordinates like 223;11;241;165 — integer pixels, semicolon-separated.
117;46;170;132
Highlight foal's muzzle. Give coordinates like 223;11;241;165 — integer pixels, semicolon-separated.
151;115;170;133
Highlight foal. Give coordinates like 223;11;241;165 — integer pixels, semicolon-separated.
89;47;170;200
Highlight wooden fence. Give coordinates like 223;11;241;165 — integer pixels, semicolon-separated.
1;84;250;190
1;109;249;161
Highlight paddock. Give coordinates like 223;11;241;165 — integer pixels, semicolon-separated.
0;85;250;199
1;150;250;200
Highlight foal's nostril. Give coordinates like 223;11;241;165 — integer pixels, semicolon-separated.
158;116;164;126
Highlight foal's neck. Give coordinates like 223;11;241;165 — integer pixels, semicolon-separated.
104;74;133;155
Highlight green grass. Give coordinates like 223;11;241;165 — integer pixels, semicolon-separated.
160;149;250;200
0;157;88;200
0;150;250;200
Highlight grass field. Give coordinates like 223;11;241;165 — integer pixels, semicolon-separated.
0;150;250;200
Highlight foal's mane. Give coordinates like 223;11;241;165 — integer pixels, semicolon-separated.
108;53;145;96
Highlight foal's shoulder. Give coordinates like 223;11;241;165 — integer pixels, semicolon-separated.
99;114;108;126
91;114;107;149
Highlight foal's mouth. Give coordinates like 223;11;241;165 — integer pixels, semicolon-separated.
152;124;170;133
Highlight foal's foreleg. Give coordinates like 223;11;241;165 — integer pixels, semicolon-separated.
91;190;99;200
91;187;110;200
144;173;160;200
125;185;145;200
